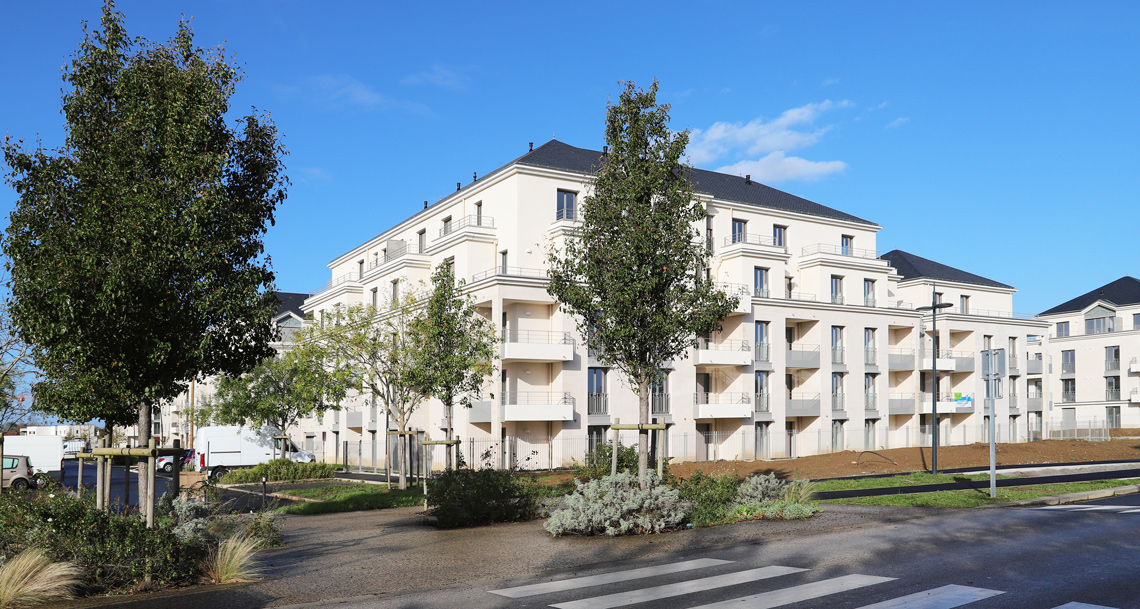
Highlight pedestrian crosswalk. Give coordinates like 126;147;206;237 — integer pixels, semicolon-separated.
1031;504;1140;514
489;558;1119;608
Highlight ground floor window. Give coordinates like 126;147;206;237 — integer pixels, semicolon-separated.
1107;406;1121;429
864;419;876;450
831;420;845;452
755;422;770;459
587;425;608;453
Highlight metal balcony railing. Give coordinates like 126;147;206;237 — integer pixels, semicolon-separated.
309;272;357;297
694;392;751;405
864;347;877;363
696;338;750;351
802;243;880;260
554;207;579;222
1061;362;1076;374
864;297;877;307
1062;391;1076;403
831;393;845;411
754;342;771;362
864;392;877;409
1007;355;1019;369
650;393;670;414
438;214;494;238
715;282;750;297
1106;359;1120;371
830;294;844;305
1106;389;1121;401
754;287;771;298
1009;393;1018;408
938;305;1037;319
587;393;608;415
785;291;818;301
723;233;786;251
921;392;957;402
472;266;548;282
501;330;574;345
369;243;425;270
754;391;770;412
502;392;574;405
831;347;845;364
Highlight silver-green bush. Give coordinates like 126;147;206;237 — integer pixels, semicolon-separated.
734;473;787;506
731;500;818;521
545;472;687;537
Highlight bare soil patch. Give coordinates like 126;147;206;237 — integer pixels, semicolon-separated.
666;438;1140;481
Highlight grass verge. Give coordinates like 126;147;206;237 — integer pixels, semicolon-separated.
820;479;1134;508
813;472;1011;492
275;484;423;515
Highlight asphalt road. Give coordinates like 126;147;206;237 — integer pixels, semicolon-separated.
58;459;270;512
292;503;1140;609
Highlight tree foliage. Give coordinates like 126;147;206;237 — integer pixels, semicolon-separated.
295;299;427;489
414;260;496;469
207;351;350;458
546;80;736;487
1;3;287;428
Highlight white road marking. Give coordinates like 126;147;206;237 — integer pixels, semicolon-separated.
1050;603;1118;608
488;558;733;598
1033;505;1086;510
1115;508;1140;513
686;574;896;609
853;584;1004;608
549;565;807;609
1067;506;1127;511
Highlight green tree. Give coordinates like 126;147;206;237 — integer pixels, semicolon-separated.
1;3;287;518
546;80;737;488
296;298;426;489
208;351;350;459
415;260;496;469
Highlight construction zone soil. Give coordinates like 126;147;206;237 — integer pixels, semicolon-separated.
665;435;1140;481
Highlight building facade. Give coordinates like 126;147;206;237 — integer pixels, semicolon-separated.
289;140;1048;469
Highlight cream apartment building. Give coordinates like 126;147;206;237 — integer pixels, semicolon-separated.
293;140;1049;468
1033;276;1140;435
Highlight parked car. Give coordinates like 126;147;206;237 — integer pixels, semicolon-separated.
63;439;88;455
2;455;35;491
4;436;64;484
155;449;195;473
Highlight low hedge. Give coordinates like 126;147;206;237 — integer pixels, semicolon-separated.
219;459;337;484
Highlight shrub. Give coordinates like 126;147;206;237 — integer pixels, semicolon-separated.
545;472;686;537
780;479;817;503
219;459;336;484
201;536;261;584
0;489;206;593
212;512;285;548
0;549;81;608
426;468;541;528
571;441;668;481
730;500;819;521
735;473;787;506
672;472;742;527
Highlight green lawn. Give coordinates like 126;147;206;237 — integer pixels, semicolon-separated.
813;472;1011;493
274;483;424;515
820;479;1133;508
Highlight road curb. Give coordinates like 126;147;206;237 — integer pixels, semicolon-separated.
978;483;1140;508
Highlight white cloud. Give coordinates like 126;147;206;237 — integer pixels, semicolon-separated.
822;77;839;86
715;152;847;183
401;65;463;90
310;74;386;107
298;167;329;181
885;117;910;129
684;99;848;176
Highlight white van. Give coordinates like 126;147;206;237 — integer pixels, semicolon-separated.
194;425;314;480
63;439;88;455
4;435;65;484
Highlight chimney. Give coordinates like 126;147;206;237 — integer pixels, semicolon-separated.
473;171;477;181
529;142;533;152
603;145;608;155
456;182;461;191
423;201;428;209
746;175;751;184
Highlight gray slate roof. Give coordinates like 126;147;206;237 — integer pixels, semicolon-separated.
465;140;876;226
880;250;1014;290
1039;276;1140;316
274;292;308;319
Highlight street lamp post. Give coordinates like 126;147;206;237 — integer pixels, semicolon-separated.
917;289;953;474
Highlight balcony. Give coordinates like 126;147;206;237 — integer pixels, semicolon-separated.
754;391;770;413
784;291;818;302
889;393;916;415
437;214;495;241
587;393;608;415
468;400;492;424
786;344;821;369
693;392;752;418
920;349;957;371
1026;396;1044;412
1131;357;1140;374
1060;362;1076;376
1131;390;1140;404
1027;356;1044;375
309;272;358;297
1007;355;1019;375
786;392;821;417
500;330;574;362
720;233;788;254
801;243;881;261
1106;389;1121;401
864;392;878;411
1009;393;1019;409
830;293;845;305
472;266;548;283
754;287;771;299
1106;359;1121;373
695;338;752;366
888;348;915;370
715;282;751;314
651;393;670;415
864;297;877;308
831;347;845;365
1062;391;1076;403
368;241;428;275
920;392;974;413
951;351;975;372
754;342;771;363
502;392;574;422
831;393;845;412
864;347;878;366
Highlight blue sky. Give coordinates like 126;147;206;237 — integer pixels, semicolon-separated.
2;1;1137;316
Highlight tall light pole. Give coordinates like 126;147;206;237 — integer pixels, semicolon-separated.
917;288;953;474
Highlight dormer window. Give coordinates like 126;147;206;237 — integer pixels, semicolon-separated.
1086;316;1115;334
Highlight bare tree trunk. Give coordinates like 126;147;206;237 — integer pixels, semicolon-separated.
397;428;407;490
445;396;453;470
136;402;151;522
638;377;650;489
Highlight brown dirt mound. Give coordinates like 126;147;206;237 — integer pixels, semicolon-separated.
666;437;1140;481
